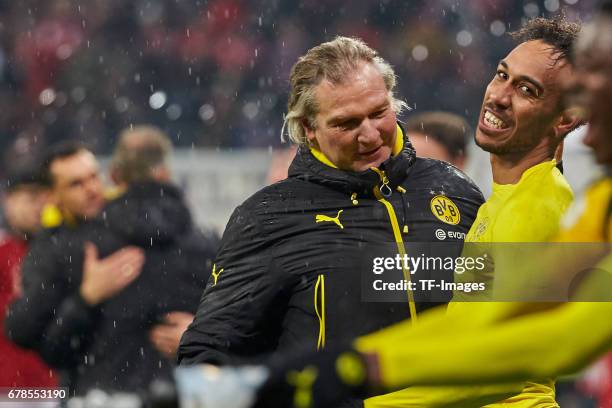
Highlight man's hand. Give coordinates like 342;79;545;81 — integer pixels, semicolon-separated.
253;344;372;408
79;242;145;306
149;311;194;359
172;345;374;408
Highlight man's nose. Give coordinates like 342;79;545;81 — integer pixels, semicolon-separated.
488;82;512;109
85;176;102;195
357;119;380;145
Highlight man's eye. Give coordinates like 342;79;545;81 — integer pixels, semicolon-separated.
496;71;508;80
519;85;534;96
336;120;359;130
371;109;387;118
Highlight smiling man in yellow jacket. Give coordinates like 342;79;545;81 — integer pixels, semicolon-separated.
363;15;582;408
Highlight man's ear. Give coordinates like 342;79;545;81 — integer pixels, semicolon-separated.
109;166;122;186
152;165;172;182
554;107;583;140
302;118;317;146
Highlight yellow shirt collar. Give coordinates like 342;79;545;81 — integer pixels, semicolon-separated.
492;160;558;191
310;124;404;169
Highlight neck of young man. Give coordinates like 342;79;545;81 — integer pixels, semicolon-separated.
490;139;555;185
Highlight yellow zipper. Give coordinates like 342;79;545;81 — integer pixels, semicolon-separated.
371;168;418;324
314;274;326;350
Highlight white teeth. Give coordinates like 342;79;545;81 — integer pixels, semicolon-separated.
484;111;507;129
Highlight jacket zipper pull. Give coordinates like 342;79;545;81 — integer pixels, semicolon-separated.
379;174;392;198
371;167;393;198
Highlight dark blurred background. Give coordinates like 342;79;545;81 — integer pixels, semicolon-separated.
0;0;594;177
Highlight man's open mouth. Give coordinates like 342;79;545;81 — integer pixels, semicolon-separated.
483;110;509;130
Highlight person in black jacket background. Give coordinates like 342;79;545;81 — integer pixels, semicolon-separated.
179;35;484;406
6;127;218;396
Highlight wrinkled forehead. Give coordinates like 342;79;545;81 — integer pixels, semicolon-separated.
313;63;390;114
504;40;573;91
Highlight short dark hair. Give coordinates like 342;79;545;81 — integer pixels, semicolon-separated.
510;14;581;63
404;111;471;159
41;141;90;186
5;165;49;192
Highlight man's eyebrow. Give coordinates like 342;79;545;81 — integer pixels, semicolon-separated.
327;114;352;125
328;100;390;123
66;176;83;186
499;60;545;95
372;101;390;112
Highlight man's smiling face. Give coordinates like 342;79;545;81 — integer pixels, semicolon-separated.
304;62;398;172
476;40;571;156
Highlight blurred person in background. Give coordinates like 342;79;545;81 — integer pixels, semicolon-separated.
41;143;107;226
404;111;471;170
0;168;57;389
5;130;216;395
568;1;612;405
109;125;219;360
5;142;146;394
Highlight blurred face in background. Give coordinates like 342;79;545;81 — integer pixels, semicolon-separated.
570;30;612;165
408;131;465;169
3;185;49;235
50;150;105;220
476;40;571;156
409;132;452;161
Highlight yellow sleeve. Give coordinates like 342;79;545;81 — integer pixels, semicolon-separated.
355;302;501;352
359;302;533;408
555;178;612;242
364;383;524;408
357;301;553;354
355;301;612;390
